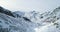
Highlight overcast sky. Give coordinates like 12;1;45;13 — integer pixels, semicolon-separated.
0;0;60;12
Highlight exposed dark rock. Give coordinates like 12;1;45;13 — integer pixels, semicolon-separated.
57;18;59;20
23;17;31;22
0;6;15;17
40;16;43;18
0;21;2;23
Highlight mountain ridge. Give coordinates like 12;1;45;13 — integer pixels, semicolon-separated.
0;6;60;32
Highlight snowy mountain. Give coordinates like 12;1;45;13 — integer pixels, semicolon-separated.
13;7;60;32
34;7;60;32
0;6;60;32
0;6;38;32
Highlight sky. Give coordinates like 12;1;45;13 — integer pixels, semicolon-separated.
0;0;60;12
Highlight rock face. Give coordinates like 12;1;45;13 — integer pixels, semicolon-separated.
0;6;60;32
0;6;15;17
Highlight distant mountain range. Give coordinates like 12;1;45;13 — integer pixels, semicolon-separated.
0;6;60;32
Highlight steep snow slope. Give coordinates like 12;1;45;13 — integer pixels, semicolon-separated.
0;6;60;32
13;7;60;32
34;7;60;32
0;13;38;32
0;6;38;32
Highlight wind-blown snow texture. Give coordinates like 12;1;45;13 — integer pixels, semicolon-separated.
0;6;60;32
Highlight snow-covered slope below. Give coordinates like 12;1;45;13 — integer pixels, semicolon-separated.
0;6;60;32
0;13;38;32
0;6;38;32
13;7;60;32
34;7;60;32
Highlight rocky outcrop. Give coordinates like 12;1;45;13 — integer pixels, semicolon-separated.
0;6;15;17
